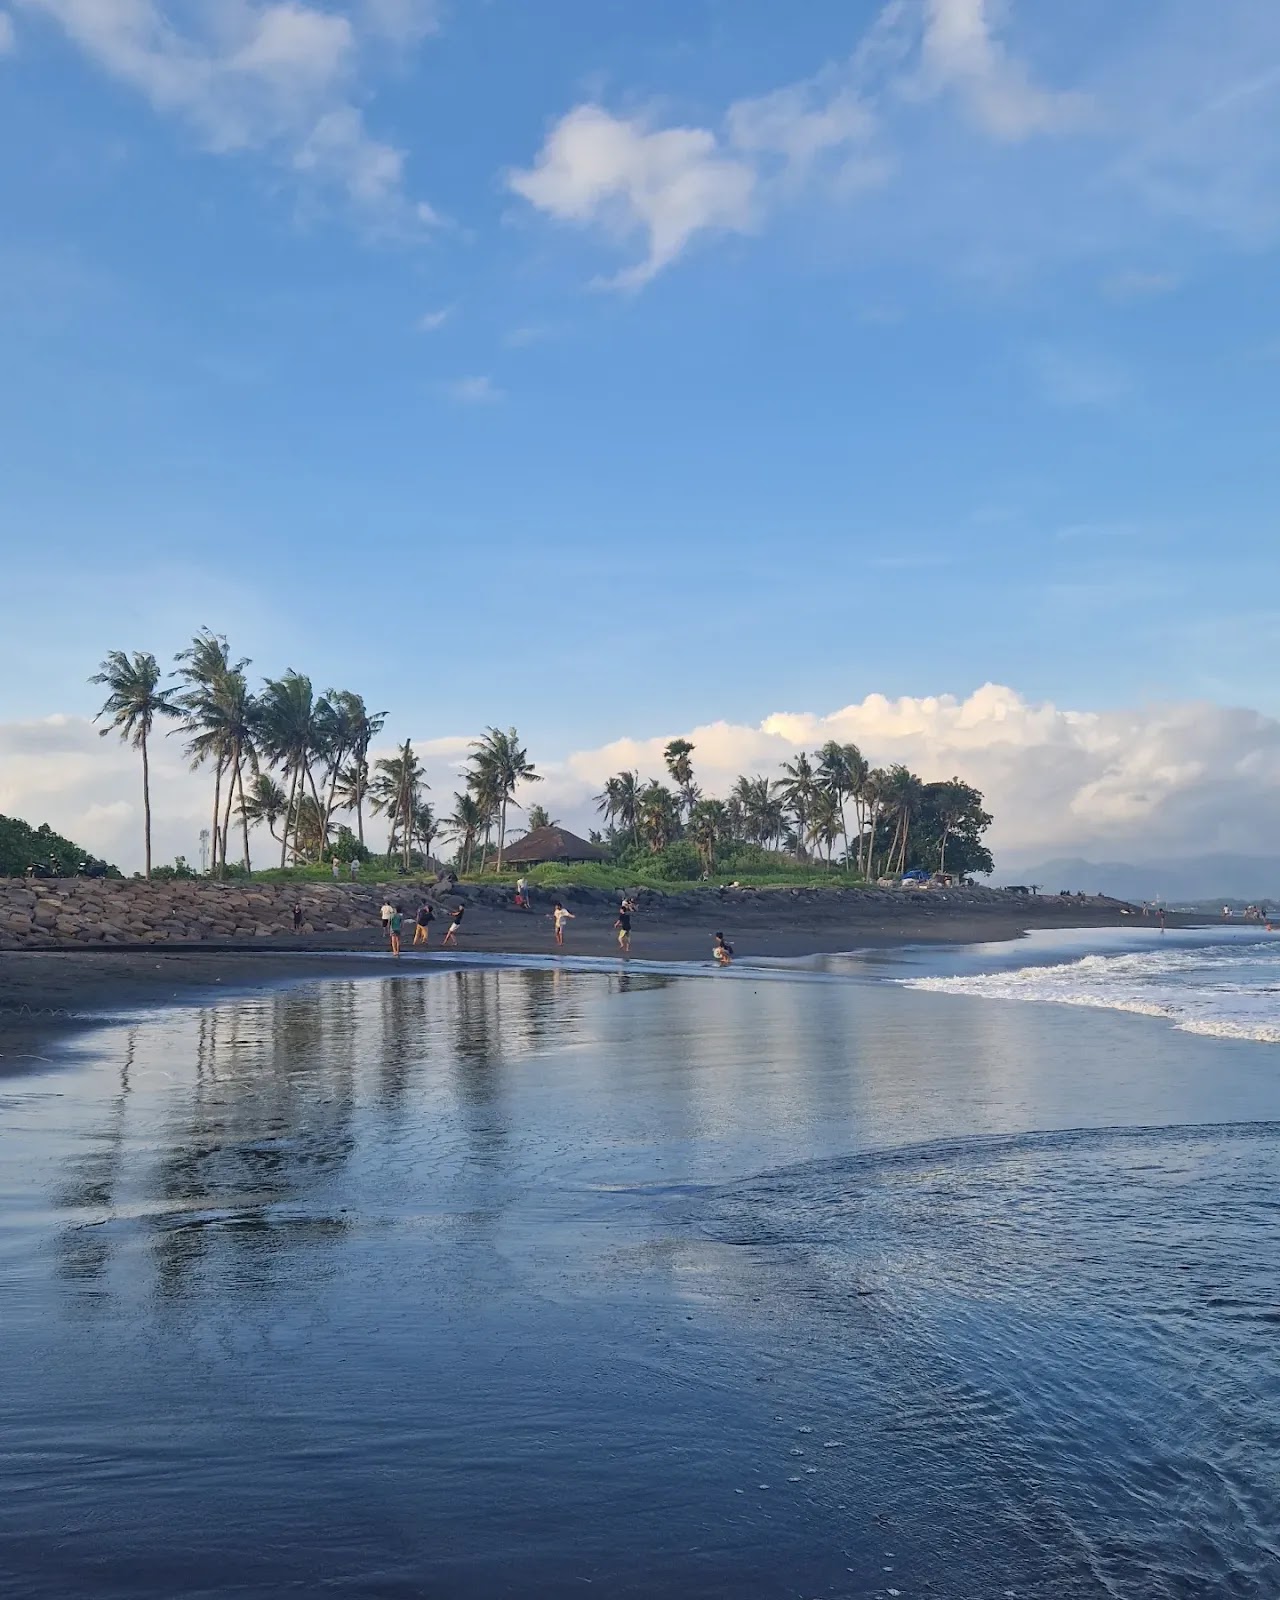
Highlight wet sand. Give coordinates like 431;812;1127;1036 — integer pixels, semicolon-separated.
0;892;1186;1068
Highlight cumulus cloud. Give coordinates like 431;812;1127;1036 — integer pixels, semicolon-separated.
13;0;436;223
508;105;759;289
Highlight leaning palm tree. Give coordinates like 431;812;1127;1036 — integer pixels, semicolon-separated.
347;702;386;847
236;772;289;848
90;650;179;879
314;689;375;858
468;726;540;872
445;791;486;874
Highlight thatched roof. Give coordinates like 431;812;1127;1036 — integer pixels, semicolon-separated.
502;825;607;865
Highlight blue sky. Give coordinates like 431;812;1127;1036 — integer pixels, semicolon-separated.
2;1;1279;869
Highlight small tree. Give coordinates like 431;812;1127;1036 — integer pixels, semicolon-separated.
90;650;178;879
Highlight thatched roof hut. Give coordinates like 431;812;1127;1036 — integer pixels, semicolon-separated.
501;826;607;866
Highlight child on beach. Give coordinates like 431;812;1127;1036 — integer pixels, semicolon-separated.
552;902;575;946
614;904;632;953
389;906;403;957
413;901;434;946
712;932;734;966
442;904;465;947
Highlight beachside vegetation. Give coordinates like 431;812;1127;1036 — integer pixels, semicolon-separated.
0;814;119;879
80;631;993;885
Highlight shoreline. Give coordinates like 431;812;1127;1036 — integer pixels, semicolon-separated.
0;897;1204;1073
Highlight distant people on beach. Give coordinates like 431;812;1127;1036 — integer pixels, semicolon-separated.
349;859;360;879
389;906;403;957
552;902;574;946
442;904;465;947
380;900;394;938
292;903;303;931
413;901;434;946
516;875;531;911
713;932;733;966
331;858;341;880
614;903;632;953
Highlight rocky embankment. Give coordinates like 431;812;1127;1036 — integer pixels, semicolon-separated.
0;879;404;949
0;876;1129;951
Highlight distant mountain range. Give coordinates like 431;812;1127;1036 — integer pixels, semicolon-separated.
994;854;1280;905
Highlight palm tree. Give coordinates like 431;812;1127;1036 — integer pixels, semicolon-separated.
816;740;867;866
808;787;844;870
90;650;178;879
257;671;321;867
371;740;426;869
663;739;699;818
333;758;369;829
883;765;924;875
775;752;819;862
236;772;289;847
524;803;557;832
173;629;249;877
687;798;728;875
445;791;486;874
595;770;641;846
468;726;540;872
732;774;783;848
637;781;680;851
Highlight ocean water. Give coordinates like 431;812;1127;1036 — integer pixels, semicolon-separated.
2;943;1279;1598
897;925;1280;1042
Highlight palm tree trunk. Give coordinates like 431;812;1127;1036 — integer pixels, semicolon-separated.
236;756;252;872
141;731;153;880
355;766;366;846
497;798;508;873
210;758;224;878
282;768;298;868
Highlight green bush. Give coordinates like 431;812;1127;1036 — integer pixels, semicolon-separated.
0;814;119;878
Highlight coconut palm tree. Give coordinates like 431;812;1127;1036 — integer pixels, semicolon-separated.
687;798;728;875
883;765;924;875
808;787;844;870
775;752;820;862
861;767;889;878
257;671;322;867
524;803;557;833
468;726;540;872
173;629;249;878
445;791;486;874
236;772;289;847
371;741;426;869
90;650;179;879
595;770;641;845
637;781;680;851
816;740;867;866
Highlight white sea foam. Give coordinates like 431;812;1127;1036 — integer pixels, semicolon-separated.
900;939;1280;1043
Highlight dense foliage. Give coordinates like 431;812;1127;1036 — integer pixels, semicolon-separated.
0;814;119;878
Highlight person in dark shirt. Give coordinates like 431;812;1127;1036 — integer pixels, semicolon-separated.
292;903;303;931
413;902;435;946
389;905;403;957
614;904;632;953
712;931;734;966
443;904;465;947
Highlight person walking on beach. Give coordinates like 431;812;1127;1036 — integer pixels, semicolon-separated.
442;904;465;947
389;905;403;957
292;902;303;931
380;900;394;939
516;875;531;911
552;901;574;947
712;931;734;966
413;901;435;946
614;903;632;953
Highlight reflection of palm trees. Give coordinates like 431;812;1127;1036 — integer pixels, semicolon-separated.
53;1028;137;1286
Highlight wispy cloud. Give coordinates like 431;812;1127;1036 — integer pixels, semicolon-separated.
416;305;453;332
0;11;16;54
1102;269;1180;300
12;0;439;226
1028;343;1133;410
445;375;502;404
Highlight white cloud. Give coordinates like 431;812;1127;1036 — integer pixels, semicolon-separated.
13;0;433;222
508;104;759;289
359;0;439;47
445;374;501;404
915;0;1088;140
0;11;16;54
416;305;452;332
7;687;1280;873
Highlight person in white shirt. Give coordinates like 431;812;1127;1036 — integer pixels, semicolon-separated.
516;875;530;910
380;901;394;939
552;902;574;946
